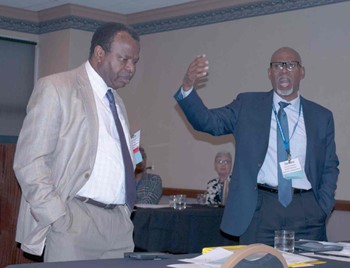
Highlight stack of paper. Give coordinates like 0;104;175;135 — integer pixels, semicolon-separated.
301;242;350;262
167;247;320;267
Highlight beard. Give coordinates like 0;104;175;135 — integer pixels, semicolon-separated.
275;76;294;97
276;87;293;96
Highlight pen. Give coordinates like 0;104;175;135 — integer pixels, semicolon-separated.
315;252;350;258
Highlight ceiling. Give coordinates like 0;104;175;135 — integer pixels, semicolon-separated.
0;0;199;15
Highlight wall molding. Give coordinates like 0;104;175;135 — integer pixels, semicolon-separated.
0;16;39;34
334;200;350;211
162;187;205;198
1;0;349;35
39;16;102;34
132;0;349;35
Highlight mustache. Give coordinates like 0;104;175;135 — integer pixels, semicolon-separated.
118;70;133;79
278;75;291;80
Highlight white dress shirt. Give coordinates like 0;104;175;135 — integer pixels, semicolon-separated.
77;61;128;204
257;92;311;190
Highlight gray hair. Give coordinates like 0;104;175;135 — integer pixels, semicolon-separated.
214;151;232;162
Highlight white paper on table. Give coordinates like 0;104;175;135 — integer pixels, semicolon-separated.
167;264;215;268
334;241;350;256
299;241;350;262
167;247;319;268
301;252;350;263
300;242;350;262
167;248;232;267
281;251;317;266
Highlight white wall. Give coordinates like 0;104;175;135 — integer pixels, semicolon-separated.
118;2;350;201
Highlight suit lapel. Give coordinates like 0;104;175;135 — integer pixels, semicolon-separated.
300;97;312;178
75;64;99;164
256;90;274;154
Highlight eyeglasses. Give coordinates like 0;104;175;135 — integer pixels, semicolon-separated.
216;160;231;165
270;61;301;71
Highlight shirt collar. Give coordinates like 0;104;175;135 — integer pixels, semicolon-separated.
85;61;109;100
273;90;301;112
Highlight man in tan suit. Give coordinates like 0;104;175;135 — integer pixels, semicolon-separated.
13;22;140;262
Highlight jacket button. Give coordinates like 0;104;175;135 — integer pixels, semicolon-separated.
84;173;90;179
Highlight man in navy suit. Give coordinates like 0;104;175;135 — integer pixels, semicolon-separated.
175;47;339;245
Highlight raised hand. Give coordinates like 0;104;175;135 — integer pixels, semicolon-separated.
182;54;209;91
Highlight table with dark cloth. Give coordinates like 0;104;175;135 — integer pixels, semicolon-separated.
131;204;239;253
6;253;350;268
5;254;194;268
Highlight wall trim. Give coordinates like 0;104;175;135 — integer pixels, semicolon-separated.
38;16;102;34
162;187;205;198
0;16;39;34
334;200;350;211
132;0;350;35
1;0;349;35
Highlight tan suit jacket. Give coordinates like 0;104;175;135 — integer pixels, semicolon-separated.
13;63;132;255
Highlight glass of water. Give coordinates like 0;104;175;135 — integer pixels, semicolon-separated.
174;194;187;210
274;230;295;253
169;195;177;209
196;193;207;205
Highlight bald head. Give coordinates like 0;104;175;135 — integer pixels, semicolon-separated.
268;47;305;101
270;47;302;64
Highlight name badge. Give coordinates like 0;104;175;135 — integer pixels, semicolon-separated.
132;130;142;164
279;158;304;180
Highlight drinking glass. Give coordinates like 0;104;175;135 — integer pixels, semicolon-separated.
174;194;187;210
274;230;295;253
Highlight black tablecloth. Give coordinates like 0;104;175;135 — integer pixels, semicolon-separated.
6;253;350;268
131;204;239;253
5;254;194;268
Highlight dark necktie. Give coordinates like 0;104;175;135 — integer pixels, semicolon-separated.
277;101;292;207
106;89;136;209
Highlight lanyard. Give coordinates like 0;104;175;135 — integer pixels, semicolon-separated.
272;101;302;160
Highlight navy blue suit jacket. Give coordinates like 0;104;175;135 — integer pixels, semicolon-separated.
176;89;339;236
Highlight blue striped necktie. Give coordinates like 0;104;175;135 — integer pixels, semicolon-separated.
277;101;292;207
106;89;136;209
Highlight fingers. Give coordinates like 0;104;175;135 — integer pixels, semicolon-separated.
182;54;209;91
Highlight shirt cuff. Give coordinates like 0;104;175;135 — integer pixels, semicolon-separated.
181;86;193;98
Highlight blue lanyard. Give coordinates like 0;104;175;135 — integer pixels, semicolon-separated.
272;101;302;160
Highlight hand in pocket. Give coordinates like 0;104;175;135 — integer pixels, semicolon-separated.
52;208;72;233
